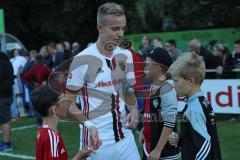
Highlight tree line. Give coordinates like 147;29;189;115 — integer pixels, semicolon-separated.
0;0;239;50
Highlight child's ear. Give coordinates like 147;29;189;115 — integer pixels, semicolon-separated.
97;25;102;32
189;77;195;85
156;64;162;72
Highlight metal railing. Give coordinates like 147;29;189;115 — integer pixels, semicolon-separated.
206;68;240;73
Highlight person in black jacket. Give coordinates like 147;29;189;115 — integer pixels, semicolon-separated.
212;44;235;78
0;51;14;151
188;39;219;79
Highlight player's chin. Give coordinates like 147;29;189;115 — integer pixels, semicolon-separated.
176;92;184;98
56;113;68;119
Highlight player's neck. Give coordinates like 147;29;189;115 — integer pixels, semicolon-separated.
153;74;166;85
42;117;58;132
96;39;113;58
187;86;201;98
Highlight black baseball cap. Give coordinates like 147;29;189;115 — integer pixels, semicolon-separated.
145;47;173;68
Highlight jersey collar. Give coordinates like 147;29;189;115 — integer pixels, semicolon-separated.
184;91;203;104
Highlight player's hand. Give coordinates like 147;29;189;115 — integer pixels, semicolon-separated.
168;132;179;148
125;107;139;129
89;126;102;150
78;146;95;159
149;148;161;160
138;128;145;144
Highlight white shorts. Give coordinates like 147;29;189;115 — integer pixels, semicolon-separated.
87;133;140;160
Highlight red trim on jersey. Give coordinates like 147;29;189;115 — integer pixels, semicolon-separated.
116;94;124;139
81;87;87;148
85;84;89;146
129;48;144;91
144;93;151;154
82;84;89;147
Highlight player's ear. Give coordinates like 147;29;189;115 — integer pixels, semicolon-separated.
189;77;195;85
97;24;103;32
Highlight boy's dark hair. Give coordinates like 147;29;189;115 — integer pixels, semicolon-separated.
166;39;176;47
31;85;60;117
35;55;43;64
235;39;240;44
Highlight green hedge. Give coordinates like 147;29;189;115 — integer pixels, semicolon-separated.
0;9;4;34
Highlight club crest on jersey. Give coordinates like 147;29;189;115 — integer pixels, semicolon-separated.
96;67;104;74
61;148;65;154
118;61;126;71
203;99;210;108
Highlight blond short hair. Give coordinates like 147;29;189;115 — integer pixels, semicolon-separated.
97;2;124;24
168;52;206;84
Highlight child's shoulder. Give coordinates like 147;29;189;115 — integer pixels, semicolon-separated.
38;127;58;137
159;81;174;95
187;97;205;114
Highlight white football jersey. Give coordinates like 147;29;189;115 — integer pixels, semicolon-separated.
66;43;136;147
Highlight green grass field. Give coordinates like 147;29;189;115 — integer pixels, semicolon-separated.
0;117;239;159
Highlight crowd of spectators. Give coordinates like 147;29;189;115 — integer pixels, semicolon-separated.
138;36;240;79
0;37;239;151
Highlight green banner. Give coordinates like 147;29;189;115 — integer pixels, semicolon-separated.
125;28;240;52
0;9;4;33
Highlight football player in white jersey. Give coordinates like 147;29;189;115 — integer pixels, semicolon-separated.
65;2;140;160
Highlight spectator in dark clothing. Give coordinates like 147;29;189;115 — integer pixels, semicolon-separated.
39;46;53;69
165;39;181;61
233;39;240;68
188;39;219;78
213;44;235;78
139;35;152;50
188;39;217;69
152;38;163;48
48;42;65;70
54;43;67;69
0;51;14;151
64;41;72;59
72;42;81;57
22;50;38;76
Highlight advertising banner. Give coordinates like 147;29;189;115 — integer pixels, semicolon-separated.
177;80;240;114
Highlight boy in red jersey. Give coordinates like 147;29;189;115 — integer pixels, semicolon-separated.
31;85;93;160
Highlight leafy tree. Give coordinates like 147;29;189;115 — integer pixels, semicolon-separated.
0;0;239;50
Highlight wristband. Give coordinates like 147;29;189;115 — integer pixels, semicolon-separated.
84;120;95;129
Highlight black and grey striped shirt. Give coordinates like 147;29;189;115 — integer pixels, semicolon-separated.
180;91;222;160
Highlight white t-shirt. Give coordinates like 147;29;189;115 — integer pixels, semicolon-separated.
10;55;27;75
66;43;136;147
10;55;27;94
